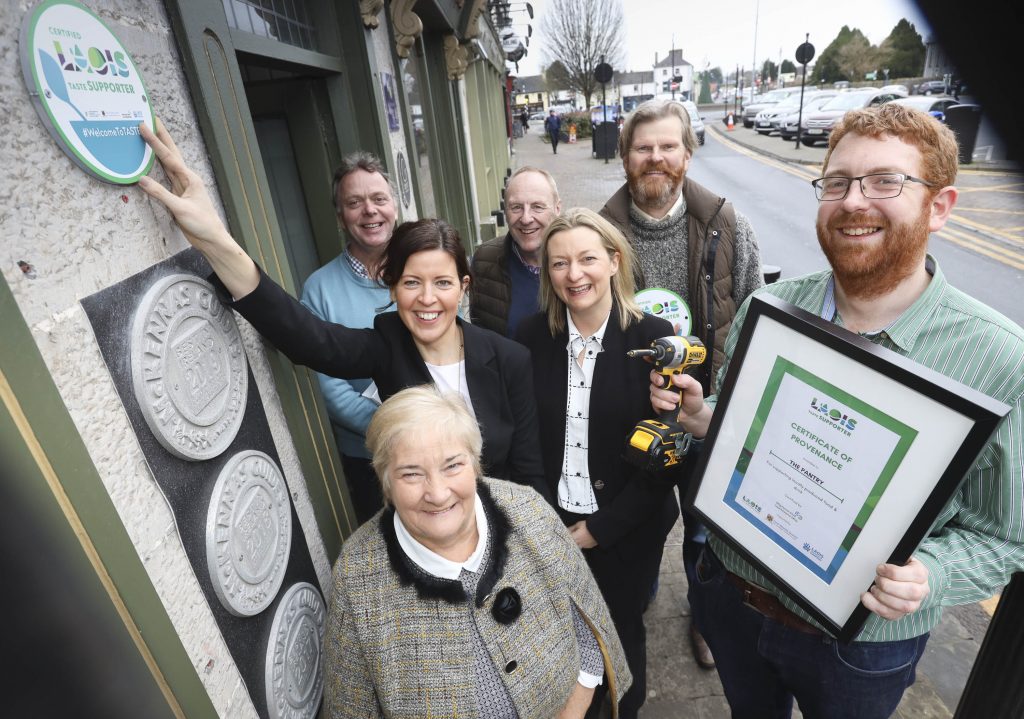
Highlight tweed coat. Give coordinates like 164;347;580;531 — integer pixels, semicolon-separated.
215;268;550;502
323;478;631;718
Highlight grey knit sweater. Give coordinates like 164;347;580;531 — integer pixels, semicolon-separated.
629;203;692;301
628;198;762;310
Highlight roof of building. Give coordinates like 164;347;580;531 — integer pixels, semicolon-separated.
615;70;654;84
516;74;546;93
653;49;692;69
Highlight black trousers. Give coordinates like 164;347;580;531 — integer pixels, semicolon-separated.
561;510;667;719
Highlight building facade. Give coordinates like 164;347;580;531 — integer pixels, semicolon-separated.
2;0;511;715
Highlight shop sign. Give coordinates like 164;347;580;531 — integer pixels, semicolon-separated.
20;0;155;184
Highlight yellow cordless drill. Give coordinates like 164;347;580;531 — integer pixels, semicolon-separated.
624;336;707;472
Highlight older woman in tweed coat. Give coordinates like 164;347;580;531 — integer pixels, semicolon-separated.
323;386;630;718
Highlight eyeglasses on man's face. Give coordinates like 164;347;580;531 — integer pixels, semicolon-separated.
811;173;935;201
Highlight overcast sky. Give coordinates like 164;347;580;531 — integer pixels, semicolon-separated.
514;0;932;77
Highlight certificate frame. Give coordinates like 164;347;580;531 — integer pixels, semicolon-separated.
684;294;1009;642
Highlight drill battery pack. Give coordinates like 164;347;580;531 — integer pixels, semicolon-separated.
624;418;694;473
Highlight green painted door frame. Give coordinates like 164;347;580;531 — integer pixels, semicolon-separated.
161;0;372;558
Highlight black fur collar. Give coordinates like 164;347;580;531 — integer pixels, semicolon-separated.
380;480;511;606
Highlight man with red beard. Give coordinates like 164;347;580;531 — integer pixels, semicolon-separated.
651;103;1024;719
600;98;764;670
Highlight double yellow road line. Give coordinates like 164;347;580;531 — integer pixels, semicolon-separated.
937;222;1024;270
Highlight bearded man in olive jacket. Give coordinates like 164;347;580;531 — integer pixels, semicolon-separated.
599;98;764;671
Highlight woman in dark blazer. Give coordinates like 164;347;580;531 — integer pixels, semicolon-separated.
137;121;548;501
517;208;679;719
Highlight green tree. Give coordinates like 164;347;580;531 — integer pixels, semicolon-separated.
780;59;796;74
811;25;870;83
544;60;572;93
760;59;778;87
697;73;713;103
707;66;723;84
878;19;925;78
837;34;878;80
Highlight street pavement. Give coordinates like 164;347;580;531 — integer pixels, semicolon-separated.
509;126;999;718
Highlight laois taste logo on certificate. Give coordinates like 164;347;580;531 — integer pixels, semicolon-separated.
20;0;155;183
724;357;918;583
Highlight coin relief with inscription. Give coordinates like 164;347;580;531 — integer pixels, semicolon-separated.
265;582;325;719
131;274;248;461
206;450;292;617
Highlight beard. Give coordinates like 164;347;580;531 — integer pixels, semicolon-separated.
815;203;930;300
627;159;685;210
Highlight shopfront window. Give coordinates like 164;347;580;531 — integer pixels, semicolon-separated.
223;0;318;51
401;41;437;218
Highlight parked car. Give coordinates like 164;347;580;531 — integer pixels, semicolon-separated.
528;111;546;123
890;95;961;122
679;100;705;145
880;84;909;95
741;87;807;127
799;88;905;146
754;91;837;135
774;91;840;139
914;79;948;95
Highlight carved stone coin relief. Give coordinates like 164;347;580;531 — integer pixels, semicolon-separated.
265;582;326;719
205;450;293;617
130;274;248;461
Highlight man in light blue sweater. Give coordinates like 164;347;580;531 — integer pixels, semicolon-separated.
301;152;396;523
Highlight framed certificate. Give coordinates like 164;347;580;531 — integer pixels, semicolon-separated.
684;294;1010;642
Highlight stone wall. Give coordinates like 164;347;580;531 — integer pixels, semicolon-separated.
0;2;330;715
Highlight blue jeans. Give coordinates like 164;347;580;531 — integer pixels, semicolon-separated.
690;547;929;719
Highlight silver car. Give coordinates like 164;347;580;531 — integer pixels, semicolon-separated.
775;91;839;140
754;91;837;135
800;88;906;146
742;87;807;127
680;100;705;145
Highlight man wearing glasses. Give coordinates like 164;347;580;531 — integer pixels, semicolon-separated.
471;167;561;338
651;103;1024;718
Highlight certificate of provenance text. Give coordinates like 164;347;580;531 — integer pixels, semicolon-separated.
724;357;919;583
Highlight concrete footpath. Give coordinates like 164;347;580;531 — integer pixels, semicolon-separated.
509;128;992;718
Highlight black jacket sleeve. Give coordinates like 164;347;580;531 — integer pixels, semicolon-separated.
213;266;388;380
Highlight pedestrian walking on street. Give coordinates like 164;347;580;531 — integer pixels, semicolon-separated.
520;108;530;132
545;109;562;154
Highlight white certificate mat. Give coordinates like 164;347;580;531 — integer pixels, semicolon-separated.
686;295;1009;642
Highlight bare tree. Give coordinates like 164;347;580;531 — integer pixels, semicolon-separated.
836;35;879;82
539;0;625;109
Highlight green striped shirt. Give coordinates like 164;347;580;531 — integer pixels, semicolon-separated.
708;257;1024;642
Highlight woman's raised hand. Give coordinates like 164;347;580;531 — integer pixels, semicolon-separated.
138;119;259;298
